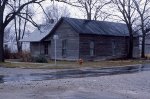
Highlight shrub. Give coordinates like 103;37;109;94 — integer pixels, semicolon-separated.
20;51;32;62
11;52;21;59
32;55;48;63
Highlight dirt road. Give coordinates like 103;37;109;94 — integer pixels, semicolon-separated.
0;67;150;99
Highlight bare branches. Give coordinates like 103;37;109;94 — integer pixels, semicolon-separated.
1;0;8;10
17;12;39;28
43;3;70;23
132;0;150;58
3;0;45;28
37;3;51;22
0;0;49;61
111;0;138;58
58;0;111;20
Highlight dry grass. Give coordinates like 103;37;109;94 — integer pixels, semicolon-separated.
0;59;150;69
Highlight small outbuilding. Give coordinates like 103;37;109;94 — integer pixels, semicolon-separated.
21;17;139;60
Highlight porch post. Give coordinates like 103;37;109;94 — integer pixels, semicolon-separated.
53;35;59;65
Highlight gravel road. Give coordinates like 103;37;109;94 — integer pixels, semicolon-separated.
0;67;150;99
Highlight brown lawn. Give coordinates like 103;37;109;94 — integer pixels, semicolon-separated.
0;59;150;69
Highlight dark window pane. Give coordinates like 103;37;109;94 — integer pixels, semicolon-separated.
44;43;49;55
62;40;67;57
90;41;94;56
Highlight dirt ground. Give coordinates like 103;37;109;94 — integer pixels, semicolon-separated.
0;67;150;99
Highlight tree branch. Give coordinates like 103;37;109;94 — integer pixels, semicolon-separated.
3;0;45;28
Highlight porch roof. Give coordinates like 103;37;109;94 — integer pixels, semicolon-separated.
20;23;55;42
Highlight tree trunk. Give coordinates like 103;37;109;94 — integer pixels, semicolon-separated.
87;13;91;20
127;35;133;58
140;17;146;58
17;42;22;53
127;27;134;59
141;33;145;58
0;27;4;62
0;3;4;62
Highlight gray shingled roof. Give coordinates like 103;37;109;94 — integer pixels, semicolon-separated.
20;23;55;42
63;17;129;36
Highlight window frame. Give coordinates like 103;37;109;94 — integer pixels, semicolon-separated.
62;39;67;57
44;42;49;55
90;41;95;56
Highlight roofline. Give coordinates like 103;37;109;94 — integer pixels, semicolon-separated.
41;17;133;41
62;17;81;33
41;17;82;41
41;17;64;41
79;33;129;37
20;39;41;42
20;39;53;42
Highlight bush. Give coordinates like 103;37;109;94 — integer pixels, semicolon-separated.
4;49;48;63
11;52;22;59
32;55;48;63
20;51;32;62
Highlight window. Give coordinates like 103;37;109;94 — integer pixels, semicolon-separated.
90;41;94;56
62;40;67;57
112;40;119;56
44;43;49;55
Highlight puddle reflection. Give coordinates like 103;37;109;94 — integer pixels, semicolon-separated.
0;64;150;83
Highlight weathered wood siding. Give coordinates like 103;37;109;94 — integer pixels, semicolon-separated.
133;37;140;57
30;42;51;57
79;35;128;60
45;21;79;60
30;42;41;56
143;36;150;56
30;20;139;60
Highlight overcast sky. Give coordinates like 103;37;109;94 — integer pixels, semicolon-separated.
33;0;125;24
32;0;83;24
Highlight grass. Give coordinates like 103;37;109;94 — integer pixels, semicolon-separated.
0;59;150;69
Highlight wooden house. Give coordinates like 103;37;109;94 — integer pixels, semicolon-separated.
21;17;139;60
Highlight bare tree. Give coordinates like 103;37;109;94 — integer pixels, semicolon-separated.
133;0;150;58
4;24;14;44
111;0;137;58
14;0;35;53
57;0;111;20
44;3;70;23
0;0;46;62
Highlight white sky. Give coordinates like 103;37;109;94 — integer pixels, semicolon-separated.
33;0;125;24
32;0;83;24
